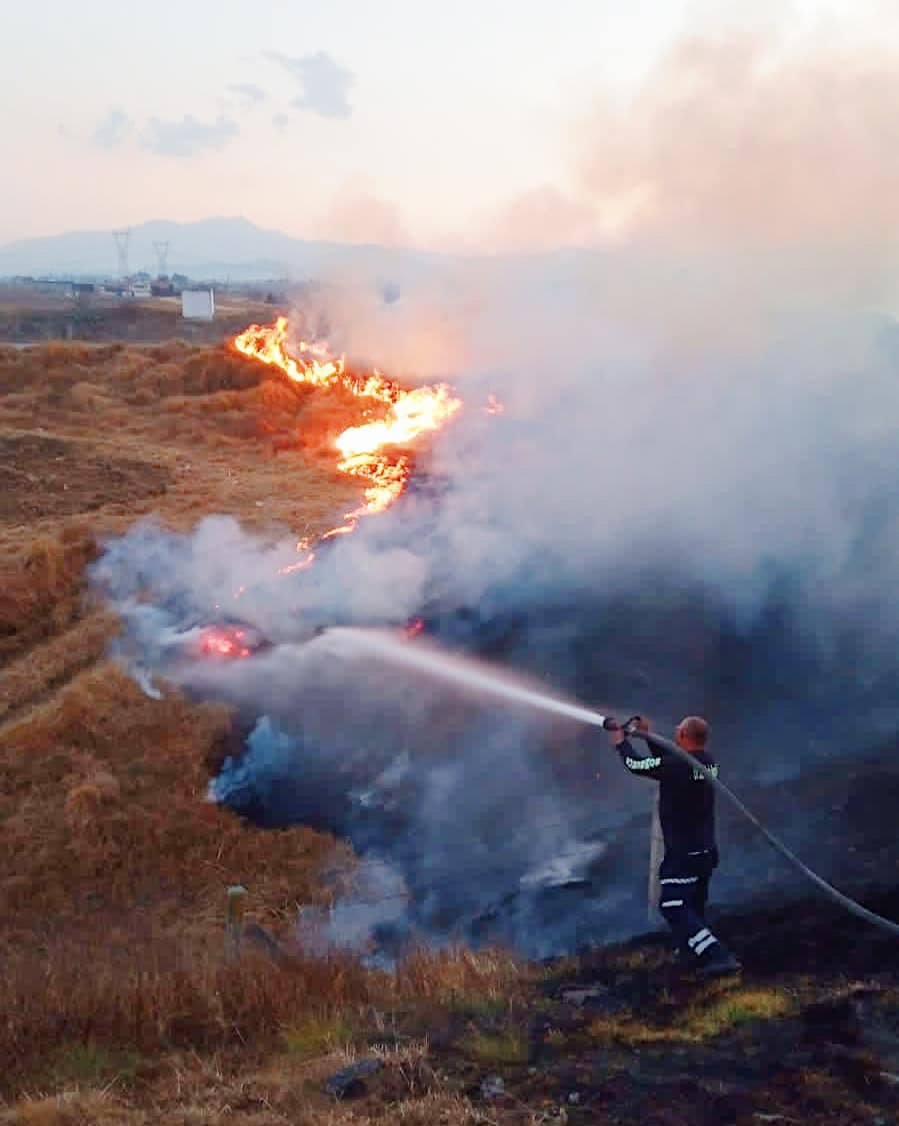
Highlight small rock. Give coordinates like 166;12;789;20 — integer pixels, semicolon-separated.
480;1074;505;1100
324;1058;381;1099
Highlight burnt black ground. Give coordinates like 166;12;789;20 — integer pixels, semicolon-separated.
406;889;899;1124
528;891;899;1125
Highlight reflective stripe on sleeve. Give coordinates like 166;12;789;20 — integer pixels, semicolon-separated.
694;934;718;956
660;899;684;907
687;928;711;949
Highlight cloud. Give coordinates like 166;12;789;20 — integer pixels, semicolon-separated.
268;49;354;119
272;111;289;132
139;114;239;158
92;108;132;149
230;82;267;108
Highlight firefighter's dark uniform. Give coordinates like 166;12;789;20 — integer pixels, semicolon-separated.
617;736;736;969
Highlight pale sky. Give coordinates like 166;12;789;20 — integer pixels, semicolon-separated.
1;0;894;250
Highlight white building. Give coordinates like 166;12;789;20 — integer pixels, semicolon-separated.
181;289;215;320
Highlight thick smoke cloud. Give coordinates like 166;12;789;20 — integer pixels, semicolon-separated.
489;30;899;281
91;29;899;957
579;34;899;249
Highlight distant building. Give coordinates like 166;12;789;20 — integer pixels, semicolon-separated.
129;283;152;299
33;278;74;298
181;288;215;321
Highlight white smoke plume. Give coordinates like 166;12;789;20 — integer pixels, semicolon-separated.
91;26;899;955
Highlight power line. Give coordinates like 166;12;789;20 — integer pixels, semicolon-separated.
152;240;170;277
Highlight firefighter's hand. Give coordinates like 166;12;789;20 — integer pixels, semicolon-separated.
603;716;627;746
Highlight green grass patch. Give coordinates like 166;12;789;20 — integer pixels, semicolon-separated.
588;1015;683;1045
281;1014;354;1060
51;1040;142;1085
462;1026;530;1065
589;986;794;1046
686;987;794;1037
447;994;510;1020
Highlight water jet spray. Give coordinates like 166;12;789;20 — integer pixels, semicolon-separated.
323;626;899;940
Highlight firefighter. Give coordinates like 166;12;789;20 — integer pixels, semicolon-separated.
607;714;741;977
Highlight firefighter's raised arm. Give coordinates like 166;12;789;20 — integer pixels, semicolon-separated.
607;716;664;780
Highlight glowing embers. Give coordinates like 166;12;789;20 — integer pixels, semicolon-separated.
199;625;264;659
232;317;462;544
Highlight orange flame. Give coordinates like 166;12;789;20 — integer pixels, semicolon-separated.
200;627;252;658
232;317;462;558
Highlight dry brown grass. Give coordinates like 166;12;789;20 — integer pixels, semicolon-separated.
0;660;339;940
0;935;372;1080
0;925;529;1103
0;339;540;1120
0;340;383;1091
2;1079;491;1125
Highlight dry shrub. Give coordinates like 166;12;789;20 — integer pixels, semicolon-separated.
129;360;192;402
178;349;264;396
395;947;529;1009
257;378;305;414
0;341;259;412
146;340;192;364
0;346;103;405
67;382;114;411
104;351;155;390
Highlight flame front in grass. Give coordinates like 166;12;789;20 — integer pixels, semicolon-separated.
233;317;462;545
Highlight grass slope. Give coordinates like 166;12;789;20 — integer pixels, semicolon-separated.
1;340;898;1124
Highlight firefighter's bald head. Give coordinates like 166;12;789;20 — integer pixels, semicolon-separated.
676;715;709;752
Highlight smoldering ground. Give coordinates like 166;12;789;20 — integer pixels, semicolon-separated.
91;28;899;956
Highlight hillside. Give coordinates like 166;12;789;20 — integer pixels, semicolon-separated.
0;217;450;284
1;340;898;1124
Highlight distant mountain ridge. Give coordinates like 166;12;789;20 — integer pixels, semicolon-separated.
0;216;452;283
